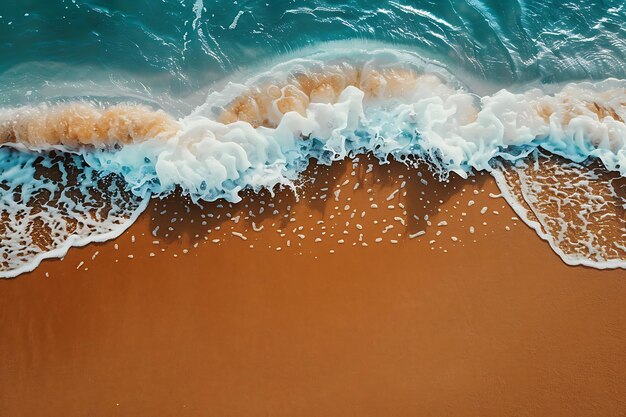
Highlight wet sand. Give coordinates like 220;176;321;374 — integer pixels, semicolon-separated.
1;158;626;416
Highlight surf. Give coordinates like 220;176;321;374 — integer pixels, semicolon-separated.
0;46;624;277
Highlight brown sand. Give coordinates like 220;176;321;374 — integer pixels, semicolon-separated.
1;158;626;416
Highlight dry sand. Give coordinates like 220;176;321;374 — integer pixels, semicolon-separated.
1;158;626;416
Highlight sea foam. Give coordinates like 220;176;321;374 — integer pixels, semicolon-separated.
81;49;625;201
0;148;147;278
0;47;625;276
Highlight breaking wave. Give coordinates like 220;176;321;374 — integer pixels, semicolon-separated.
0;47;625;276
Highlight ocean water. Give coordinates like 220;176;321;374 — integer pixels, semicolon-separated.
0;0;625;276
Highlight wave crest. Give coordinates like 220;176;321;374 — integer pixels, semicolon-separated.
0;102;178;149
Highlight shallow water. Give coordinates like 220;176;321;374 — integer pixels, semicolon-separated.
0;1;625;276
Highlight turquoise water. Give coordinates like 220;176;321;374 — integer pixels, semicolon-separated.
0;1;624;105
0;1;625;276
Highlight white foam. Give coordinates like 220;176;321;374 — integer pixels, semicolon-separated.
0;148;148;278
0;46;625;276
82;49;625;204
492;151;626;269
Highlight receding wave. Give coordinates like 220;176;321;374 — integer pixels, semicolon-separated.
0;149;147;278
0;47;625;276
493;151;626;269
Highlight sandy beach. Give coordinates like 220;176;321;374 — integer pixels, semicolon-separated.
1;158;626;416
